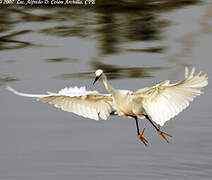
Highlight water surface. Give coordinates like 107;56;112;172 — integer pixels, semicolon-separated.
0;1;212;179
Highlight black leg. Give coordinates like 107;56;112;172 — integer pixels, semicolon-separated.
129;115;140;135
134;116;140;135
130;115;148;146
143;114;172;143
143;114;159;132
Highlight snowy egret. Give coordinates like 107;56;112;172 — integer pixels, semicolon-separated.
7;67;208;146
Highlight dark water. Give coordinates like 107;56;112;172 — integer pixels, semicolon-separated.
1;0;212;179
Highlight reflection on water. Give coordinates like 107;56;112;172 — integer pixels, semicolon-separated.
126;46;166;53
0;30;34;50
91;60;163;79
40;25;89;38
167;1;212;63
125;14;168;41
1;1;211;180
45;57;79;62
0;73;17;86
95;0;201;12
0;0;201;54
60;60;163;79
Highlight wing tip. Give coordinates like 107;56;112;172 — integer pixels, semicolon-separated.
185;66;189;78
184;66;208;87
184;66;196;78
6;86;18;95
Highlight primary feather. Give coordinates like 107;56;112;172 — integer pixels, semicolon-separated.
7;67;208;146
7;86;113;121
133;67;208;126
7;67;208;127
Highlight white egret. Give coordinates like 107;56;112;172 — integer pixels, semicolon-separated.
7;67;208;146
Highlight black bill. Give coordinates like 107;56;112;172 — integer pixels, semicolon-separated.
93;76;100;85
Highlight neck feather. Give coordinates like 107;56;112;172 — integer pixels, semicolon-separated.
102;74;115;95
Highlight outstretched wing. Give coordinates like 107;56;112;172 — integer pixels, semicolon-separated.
132;67;208;126
7;86;113;120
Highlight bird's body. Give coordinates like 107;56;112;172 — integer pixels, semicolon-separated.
111;90;144;118
111;90;132;116
7;67;208;146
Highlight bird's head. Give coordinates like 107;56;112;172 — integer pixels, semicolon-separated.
93;69;103;85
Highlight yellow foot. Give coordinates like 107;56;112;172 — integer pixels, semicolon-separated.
157;125;172;143
137;128;148;146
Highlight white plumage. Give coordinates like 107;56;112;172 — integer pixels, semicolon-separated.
133;67;208;126
7;86;113;121
7;67;208;145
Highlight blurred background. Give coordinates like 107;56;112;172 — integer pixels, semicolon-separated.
0;0;212;179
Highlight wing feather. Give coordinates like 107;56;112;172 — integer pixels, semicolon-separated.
7;86;113;121
133;67;208;126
